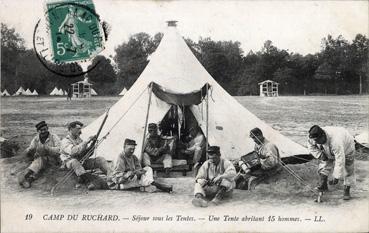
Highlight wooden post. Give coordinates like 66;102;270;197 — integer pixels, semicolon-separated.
141;83;153;157
359;74;362;95
205;83;209;159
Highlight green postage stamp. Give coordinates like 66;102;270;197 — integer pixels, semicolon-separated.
45;0;105;63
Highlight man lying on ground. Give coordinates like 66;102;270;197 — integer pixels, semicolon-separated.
307;125;355;200
180;125;205;176
192;146;236;207
18;121;61;188
235;127;281;190
142;123;173;177
60;121;112;190
108;139;173;193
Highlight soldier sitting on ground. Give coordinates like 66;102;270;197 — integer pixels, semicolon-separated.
192;146;236;207
108;138;173;193
234;127;281;190
18;121;61;188
60;121;112;190
142;123;173;177
180;125;206;176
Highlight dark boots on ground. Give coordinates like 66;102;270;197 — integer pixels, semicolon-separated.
192;193;208;207
316;174;328;191
210;186;227;205
343;185;351;200
152;181;173;193
17;169;35;188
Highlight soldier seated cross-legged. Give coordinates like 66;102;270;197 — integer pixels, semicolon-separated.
192;146;236;207
107;138;173;193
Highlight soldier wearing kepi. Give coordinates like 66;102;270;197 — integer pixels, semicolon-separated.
307;125;356;200
60;121;112;190
192;146;236;207
142;123;173;177
108;139;173;193
18;121;61;188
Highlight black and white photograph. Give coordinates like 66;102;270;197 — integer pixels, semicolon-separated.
0;0;368;232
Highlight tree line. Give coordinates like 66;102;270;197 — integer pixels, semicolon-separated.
1;22;368;96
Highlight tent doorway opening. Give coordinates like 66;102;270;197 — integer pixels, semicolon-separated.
142;82;211;175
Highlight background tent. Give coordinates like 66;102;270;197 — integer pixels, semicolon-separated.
49;87;59;96
1;89;11;96
119;87;127;96
24;88;32;96
13;87;25;96
57;89;64;96
91;88;98;96
31;90;39;96
82;22;309;162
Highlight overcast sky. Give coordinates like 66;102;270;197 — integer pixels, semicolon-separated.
1;0;368;57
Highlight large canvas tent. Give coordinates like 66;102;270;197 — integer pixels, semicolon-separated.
13;87;25;96
119;87;127;96
82;22;309;162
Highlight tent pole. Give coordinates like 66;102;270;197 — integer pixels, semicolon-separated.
141;83;153;157
205;83;209;159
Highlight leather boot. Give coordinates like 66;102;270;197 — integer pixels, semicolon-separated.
192;193;208;207
343;185;351;200
152;181;173;193
17;169;34;188
210;186;227;205
315;174;328;191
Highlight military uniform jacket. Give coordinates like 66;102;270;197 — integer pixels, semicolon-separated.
26;133;60;157
60;134;88;162
254;139;280;170
307;126;355;179
196;158;236;182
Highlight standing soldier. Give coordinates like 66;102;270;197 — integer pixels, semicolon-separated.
142;123;173;177
60;121;112;190
18;121;60;188
192;146;236;207
307;125;356;200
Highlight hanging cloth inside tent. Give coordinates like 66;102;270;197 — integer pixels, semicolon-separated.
151;82;211;106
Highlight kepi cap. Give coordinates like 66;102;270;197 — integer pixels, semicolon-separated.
35;121;47;130
148;123;157;130
124;138;137;146
207;146;220;155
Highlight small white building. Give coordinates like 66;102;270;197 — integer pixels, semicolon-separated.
258;80;279;97
71;76;93;98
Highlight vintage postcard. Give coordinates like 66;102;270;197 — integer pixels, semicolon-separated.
1;0;368;232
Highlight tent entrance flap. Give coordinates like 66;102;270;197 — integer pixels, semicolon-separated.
151;82;210;106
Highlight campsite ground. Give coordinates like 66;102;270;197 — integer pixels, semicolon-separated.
1;95;368;232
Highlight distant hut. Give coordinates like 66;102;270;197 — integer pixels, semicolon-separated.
71;76;93;98
13;86;25;96
258;80;279;97
24;88;32;96
31;90;39;96
91;88;98;96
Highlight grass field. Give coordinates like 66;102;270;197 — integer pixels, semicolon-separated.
1;95;368;150
1;95;368;232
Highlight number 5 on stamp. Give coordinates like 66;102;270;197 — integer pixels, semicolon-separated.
45;0;105;63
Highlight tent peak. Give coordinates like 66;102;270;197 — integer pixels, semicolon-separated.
166;20;178;27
